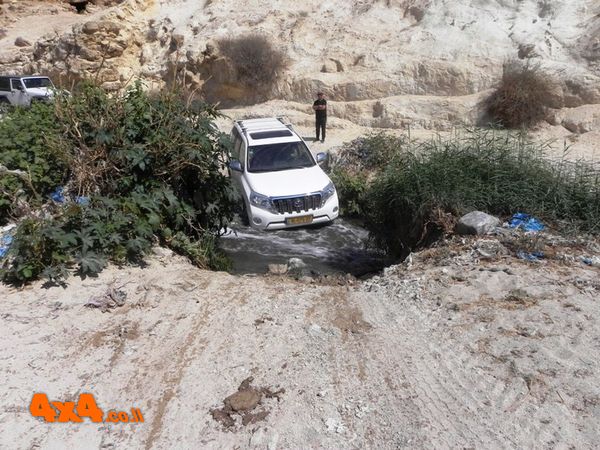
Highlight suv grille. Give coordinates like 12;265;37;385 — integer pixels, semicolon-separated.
272;194;322;214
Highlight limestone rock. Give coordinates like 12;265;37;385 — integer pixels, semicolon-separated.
455;211;500;236
560;105;600;134
268;264;288;275
82;20;121;35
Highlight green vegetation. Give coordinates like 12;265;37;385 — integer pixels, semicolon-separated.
0;82;235;284
330;133;408;216
486;61;556;128
0;102;67;222
331;130;600;258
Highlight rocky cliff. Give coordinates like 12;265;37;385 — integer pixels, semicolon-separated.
0;0;599;147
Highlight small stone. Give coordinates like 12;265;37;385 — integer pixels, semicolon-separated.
455;211;500;235
287;258;306;270
268;264;288;275
224;389;261;412
325;417;345;433
308;323;322;336
211;408;235;428
14;37;31;47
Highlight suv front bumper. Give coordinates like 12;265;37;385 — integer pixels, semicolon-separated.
248;194;339;230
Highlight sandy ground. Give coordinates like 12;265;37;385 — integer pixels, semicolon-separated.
1;236;599;449
218;103;600;163
0;1;107;46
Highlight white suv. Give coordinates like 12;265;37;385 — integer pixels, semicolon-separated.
0;76;56;107
228;117;339;230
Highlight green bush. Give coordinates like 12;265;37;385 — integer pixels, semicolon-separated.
329;169;368;216
1;82;236;284
329;132;407;216
0;102;66;224
486;61;555;128
333;129;600;257
332;132;407;172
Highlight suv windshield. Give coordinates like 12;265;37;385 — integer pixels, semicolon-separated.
22;78;53;89
247;141;316;173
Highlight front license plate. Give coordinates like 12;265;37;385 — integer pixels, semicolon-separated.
286;215;313;225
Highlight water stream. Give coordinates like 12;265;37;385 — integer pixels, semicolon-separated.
219;218;390;277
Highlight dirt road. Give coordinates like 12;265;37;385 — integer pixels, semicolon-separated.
1;241;599;449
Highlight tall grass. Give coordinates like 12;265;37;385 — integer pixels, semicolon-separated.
334;130;600;257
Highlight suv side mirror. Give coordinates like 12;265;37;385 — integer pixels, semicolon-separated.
229;160;243;172
316;152;327;163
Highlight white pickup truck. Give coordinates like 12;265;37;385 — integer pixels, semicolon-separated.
0;76;56;107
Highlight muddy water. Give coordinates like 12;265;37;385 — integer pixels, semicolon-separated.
219;218;390;277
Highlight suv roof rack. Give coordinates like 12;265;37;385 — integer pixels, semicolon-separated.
234;117;299;142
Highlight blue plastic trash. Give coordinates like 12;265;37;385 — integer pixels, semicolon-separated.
0;235;13;258
517;250;544;261
75;196;90;205
50;186;65;203
508;212;545;232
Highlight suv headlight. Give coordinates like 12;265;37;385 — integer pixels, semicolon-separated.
250;191;276;213
321;181;336;205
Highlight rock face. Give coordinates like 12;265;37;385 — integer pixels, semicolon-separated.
0;0;599;140
455;211;500;236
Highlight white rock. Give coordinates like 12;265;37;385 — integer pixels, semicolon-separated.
455;211;500;235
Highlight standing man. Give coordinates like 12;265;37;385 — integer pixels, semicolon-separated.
313;91;327;143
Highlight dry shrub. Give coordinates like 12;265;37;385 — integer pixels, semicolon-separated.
217;34;287;90
486;61;555;128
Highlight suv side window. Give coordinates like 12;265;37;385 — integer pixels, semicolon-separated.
231;128;243;161
239;139;247;167
10;78;23;91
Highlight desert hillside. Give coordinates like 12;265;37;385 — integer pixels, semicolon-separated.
1;0;599;157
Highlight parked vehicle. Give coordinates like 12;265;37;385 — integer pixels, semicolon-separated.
228;117;339;230
0;76;57;107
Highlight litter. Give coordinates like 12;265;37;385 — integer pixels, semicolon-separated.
50;186;65;203
508;213;545;232
0;224;16;259
580;256;600;267
75;196;90;205
517;250;544;262
85;286;127;312
0;235;13;258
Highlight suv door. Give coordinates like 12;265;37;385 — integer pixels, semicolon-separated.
229;127;251;223
9;79;28;106
229;127;245;190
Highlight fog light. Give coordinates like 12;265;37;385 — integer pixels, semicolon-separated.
252;217;262;225
333;206;339;213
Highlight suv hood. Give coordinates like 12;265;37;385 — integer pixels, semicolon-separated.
246;165;332;197
25;87;53;97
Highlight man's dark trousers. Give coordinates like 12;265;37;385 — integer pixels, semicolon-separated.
316;117;326;141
